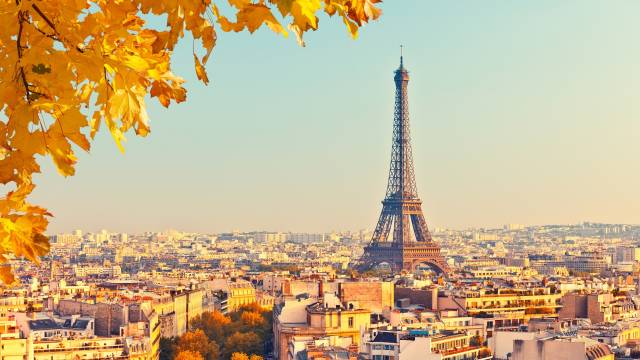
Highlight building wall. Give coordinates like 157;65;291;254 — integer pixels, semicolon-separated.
0;338;27;360
173;293;187;336
395;287;438;309
559;293;588;319
512;339;586;360
31;337;127;360
57;300;126;336
338;282;394;314
489;331;538;360
559;293;611;324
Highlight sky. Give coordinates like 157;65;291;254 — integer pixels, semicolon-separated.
32;0;640;234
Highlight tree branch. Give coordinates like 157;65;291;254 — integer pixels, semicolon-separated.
16;10;31;103
31;3;85;53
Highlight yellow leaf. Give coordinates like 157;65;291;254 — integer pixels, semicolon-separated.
291;0;321;30
58;108;90;152
0;265;15;285
286;0;322;45
194;54;209;85
90;111;102;139
215;4;287;36
228;0;251;9
202;25;217;63
109;88;141;125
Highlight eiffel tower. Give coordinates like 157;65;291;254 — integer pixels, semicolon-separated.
360;52;448;274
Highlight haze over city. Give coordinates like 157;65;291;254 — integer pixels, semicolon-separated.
31;0;640;234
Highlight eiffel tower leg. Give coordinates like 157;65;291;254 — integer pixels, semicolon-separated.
411;213;433;242
372;208;393;244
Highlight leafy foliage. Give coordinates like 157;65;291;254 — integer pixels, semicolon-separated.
191;310;232;340
0;0;382;283
176;350;205;360
176;329;220;360
189;304;273;359
223;332;262;359
230;353;263;360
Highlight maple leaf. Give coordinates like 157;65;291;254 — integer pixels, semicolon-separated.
194;54;210;85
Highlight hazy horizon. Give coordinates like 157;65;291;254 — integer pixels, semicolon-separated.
47;221;640;236
33;1;640;234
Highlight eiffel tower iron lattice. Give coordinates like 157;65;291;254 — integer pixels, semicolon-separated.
360;54;448;274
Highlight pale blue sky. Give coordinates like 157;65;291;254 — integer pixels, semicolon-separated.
33;1;640;234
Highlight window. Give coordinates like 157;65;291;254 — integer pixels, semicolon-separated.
384;345;394;350
348;316;354;328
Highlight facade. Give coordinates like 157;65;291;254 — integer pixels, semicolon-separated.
364;329;492;360
152;289;204;338
511;337;613;360
4;311;157;360
227;280;257;311
338;281;394;314
0;313;26;360
557;293;634;324
462;288;562;318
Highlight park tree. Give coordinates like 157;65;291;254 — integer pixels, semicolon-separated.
191;310;232;340
176;350;205;360
230;353;263;360
0;0;382;283
223;331;262;358
240;311;265;328
176;329;220;360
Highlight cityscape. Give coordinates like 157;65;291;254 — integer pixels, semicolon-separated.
3;222;640;360
1;1;638;360
2;56;640;360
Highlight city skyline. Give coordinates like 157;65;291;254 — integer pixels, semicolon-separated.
32;0;640;234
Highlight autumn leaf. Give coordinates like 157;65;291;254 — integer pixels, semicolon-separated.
194;54;210;85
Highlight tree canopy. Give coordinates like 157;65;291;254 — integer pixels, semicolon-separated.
0;0;382;283
176;350;205;360
230;353;263;360
163;304;274;359
176;329;220;360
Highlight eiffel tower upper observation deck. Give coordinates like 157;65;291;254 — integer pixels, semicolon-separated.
360;52;448;274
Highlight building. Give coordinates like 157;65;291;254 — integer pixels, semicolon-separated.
615;246;640;264
459;287;563;327
338;281;394;314
511;337;613;360
227;280;257;311
364;329;492;360
557;292;634;324
273;293;371;360
0;312;26;360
